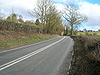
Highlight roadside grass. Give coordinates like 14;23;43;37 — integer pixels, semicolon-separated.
77;32;100;35
0;31;58;50
70;35;100;75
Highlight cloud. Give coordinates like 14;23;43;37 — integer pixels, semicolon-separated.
78;1;100;30
0;0;38;20
54;0;68;3
0;0;37;10
55;3;64;11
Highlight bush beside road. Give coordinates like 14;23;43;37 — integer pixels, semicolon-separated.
69;35;100;75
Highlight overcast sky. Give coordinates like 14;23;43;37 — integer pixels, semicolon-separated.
0;0;100;30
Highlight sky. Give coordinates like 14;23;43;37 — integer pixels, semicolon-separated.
0;0;100;31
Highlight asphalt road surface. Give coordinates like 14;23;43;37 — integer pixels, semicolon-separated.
0;36;74;75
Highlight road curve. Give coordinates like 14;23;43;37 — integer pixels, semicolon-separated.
0;36;74;75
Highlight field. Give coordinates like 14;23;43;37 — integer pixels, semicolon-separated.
0;31;58;50
77;32;100;35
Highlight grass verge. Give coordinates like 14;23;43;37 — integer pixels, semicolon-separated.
77;32;100;35
69;35;100;75
0;31;58;50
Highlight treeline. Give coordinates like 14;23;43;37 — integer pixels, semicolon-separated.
0;0;87;35
0;13;43;33
0;13;63;34
0;0;64;34
29;0;64;34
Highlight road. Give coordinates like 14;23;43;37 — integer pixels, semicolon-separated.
0;36;74;75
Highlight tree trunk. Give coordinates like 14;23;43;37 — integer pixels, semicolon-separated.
71;24;73;35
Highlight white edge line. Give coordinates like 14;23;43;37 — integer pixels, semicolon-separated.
0;37;65;71
0;36;61;54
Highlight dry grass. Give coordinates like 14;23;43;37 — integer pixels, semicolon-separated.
0;31;58;50
69;35;100;75
77;32;100;35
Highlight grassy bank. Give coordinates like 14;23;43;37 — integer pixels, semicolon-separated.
70;35;100;75
77;32;100;35
0;31;58;50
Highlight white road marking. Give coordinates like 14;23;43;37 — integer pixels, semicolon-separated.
0;37;65;71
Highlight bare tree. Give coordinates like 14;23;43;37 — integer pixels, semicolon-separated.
45;6;64;33
63;4;87;35
29;0;64;34
30;0;53;25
